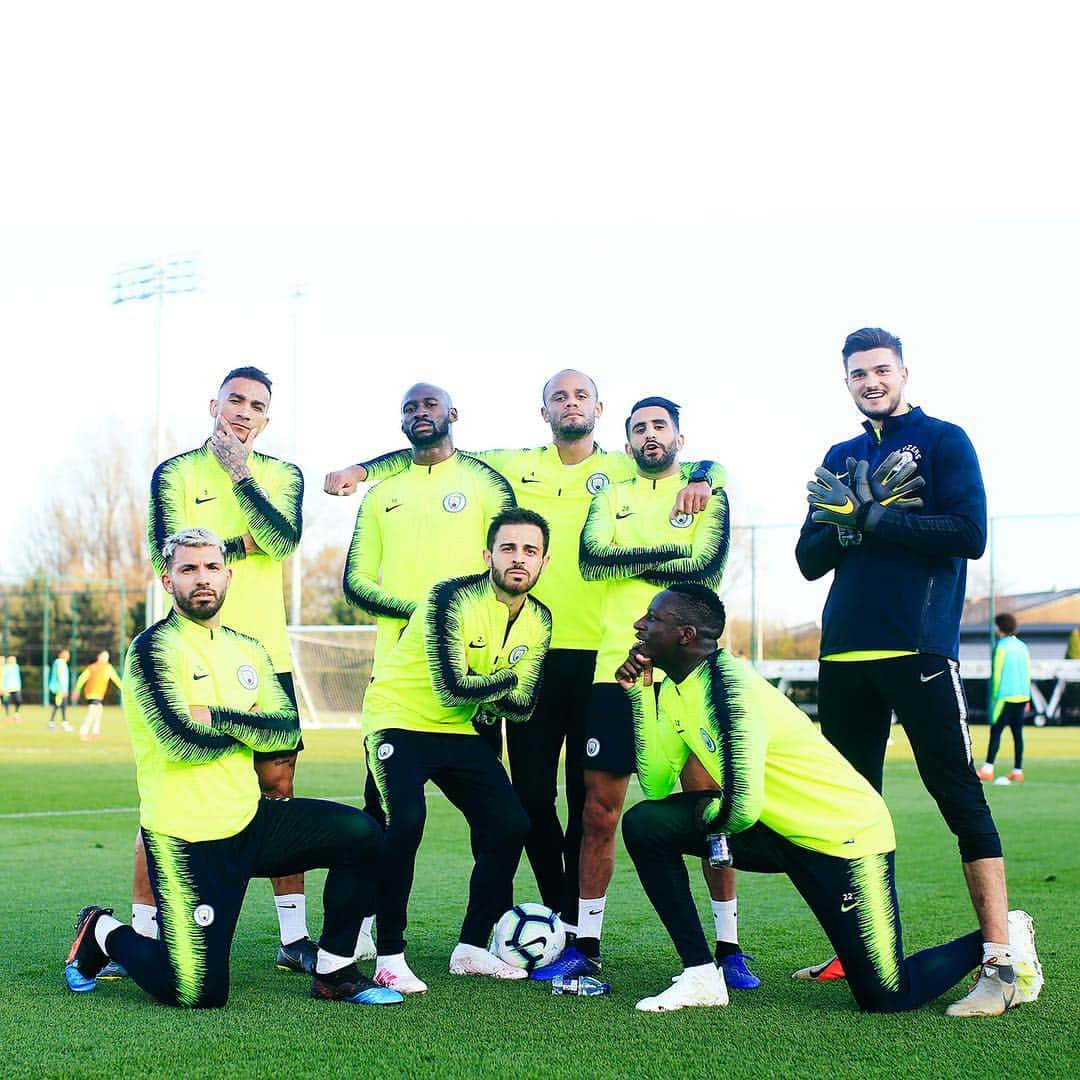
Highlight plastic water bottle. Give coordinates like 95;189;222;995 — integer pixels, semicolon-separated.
706;832;732;869
551;974;611;996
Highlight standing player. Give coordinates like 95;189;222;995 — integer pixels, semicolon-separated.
978;614;1031;783
796;327;1016;1016
48;648;72;731
2;656;22;723
616;585;1041;1016
325;371;714;932
544;396;751;986
73;651;123;740
361;508;552;993
64;528;402;1008
139;366;312;973
341;382;513;955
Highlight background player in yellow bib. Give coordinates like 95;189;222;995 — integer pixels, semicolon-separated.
324;371;715;936
73;651;122;740
121;367;312;976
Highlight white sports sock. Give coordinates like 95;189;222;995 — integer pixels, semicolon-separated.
711;899;738;945
131;903;159;939
359;915;375;935
375;952;410;974
577;896;607;941
94;914;123;953
315;948;353;975
274;893;309;944
983;941;1013;966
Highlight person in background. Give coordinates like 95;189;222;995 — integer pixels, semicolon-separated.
978;614;1031;783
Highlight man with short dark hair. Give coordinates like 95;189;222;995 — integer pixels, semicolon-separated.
63;529;401;1008
615;585;1042;1016
796;327;1019;1015
132;366;311;974
978;613;1031;783
360;508;552;993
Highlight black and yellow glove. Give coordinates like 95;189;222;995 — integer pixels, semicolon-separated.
807;461;870;529
857;451;925;510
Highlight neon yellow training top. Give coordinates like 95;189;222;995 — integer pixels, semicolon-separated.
580;468;730;683
361;572;552;738
123;611;300;843
74;661;123;701
344;452;514;676
148;441;303;673
634;650;895;859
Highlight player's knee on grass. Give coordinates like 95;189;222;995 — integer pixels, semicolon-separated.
255;754;297;798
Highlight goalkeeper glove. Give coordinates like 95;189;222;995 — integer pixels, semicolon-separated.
861;450;925;509
807;460;870;528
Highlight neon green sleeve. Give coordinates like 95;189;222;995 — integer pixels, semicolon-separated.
704;670;768;834
487;603;552;724
147;457;188;576
630;682;686;799
209;637;300;753
343;488;416;620
579;491;691;582
357;449;413;483
231;460;303;562
74;668;90;694
645;488;730;588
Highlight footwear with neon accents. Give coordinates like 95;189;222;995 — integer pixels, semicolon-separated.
945;960;1017;1017
64;906;113;993
276;936;318;974
1008;909;1043;1004
374;958;429;994
529;945;602;982
792;954;845;981
718;951;761;989
310;964;404;1005
976;764;994;782
637;964;728;1012
96;960;128;980
1007;769;1024;783
449;943;528;979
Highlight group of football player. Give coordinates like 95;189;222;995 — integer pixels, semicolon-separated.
64;326;1043;1016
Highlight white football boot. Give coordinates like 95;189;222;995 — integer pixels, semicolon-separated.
636;963;729;1013
374;953;428;994
448;943;528;979
1008;910;1044;1004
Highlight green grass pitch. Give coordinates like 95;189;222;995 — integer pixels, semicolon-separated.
1;707;1077;1078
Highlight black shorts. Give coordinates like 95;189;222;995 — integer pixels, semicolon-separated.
4;691;22;706
86;698;104;706
253;671;304;762
583;682;638;775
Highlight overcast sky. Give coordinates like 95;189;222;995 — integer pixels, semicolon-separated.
2;4;1078;625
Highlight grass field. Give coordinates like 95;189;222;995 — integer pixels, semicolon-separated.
2;707;1077;1079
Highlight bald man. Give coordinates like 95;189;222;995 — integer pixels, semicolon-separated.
340;382;515;965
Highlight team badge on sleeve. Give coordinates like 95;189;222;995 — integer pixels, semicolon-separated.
377;742;395;761
586;738;600;757
586;472;609;495
443;492;467;513
193;904;215;927
670;510;694;529
508;645;528;665
236;664;259;690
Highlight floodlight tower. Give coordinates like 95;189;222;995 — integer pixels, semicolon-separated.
112;256;200;465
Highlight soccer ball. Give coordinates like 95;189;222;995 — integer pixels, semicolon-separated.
492;903;566;971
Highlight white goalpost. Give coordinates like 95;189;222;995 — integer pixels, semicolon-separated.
287;624;376;729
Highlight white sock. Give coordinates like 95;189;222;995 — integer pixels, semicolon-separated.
315;948;353;975
983;941;1013;966
94;914;123;953
274;893;309;944
577;896;607;941
711;899;738;945
359;915;375;936
131;903;159;939
376;952;410;974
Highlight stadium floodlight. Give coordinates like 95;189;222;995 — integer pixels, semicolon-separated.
112;255;200;466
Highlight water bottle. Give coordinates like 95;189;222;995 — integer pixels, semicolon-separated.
551;974;611;996
706;832;732;869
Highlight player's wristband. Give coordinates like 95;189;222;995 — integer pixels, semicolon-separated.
689;468;710;485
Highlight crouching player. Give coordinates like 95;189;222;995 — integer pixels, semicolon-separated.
361;508;552;993
64;529;402;1007
616;584;1043;1016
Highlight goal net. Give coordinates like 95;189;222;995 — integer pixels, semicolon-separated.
287;625;376;729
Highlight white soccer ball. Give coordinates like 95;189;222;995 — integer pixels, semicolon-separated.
492;903;566;971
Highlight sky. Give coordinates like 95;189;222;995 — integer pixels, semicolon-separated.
2;4;1078;626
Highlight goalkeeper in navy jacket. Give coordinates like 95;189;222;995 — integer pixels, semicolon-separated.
64;529;401;1008
795;327;1016;1017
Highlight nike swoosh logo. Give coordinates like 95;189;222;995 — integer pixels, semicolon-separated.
588;908;603;916
821;497;854;514
385;504;403;512
840;901;858;912
615;511;633;520
193;673;210;681
194;496;216;504
920;671;944;683
520;477;541;484
469;640;486;649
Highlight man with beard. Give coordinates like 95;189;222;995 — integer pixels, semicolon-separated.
796;327;1016;1016
64;529;402;1008
360;509;553;993
324;372;715;939
126;367;312;978
541;396;746;985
